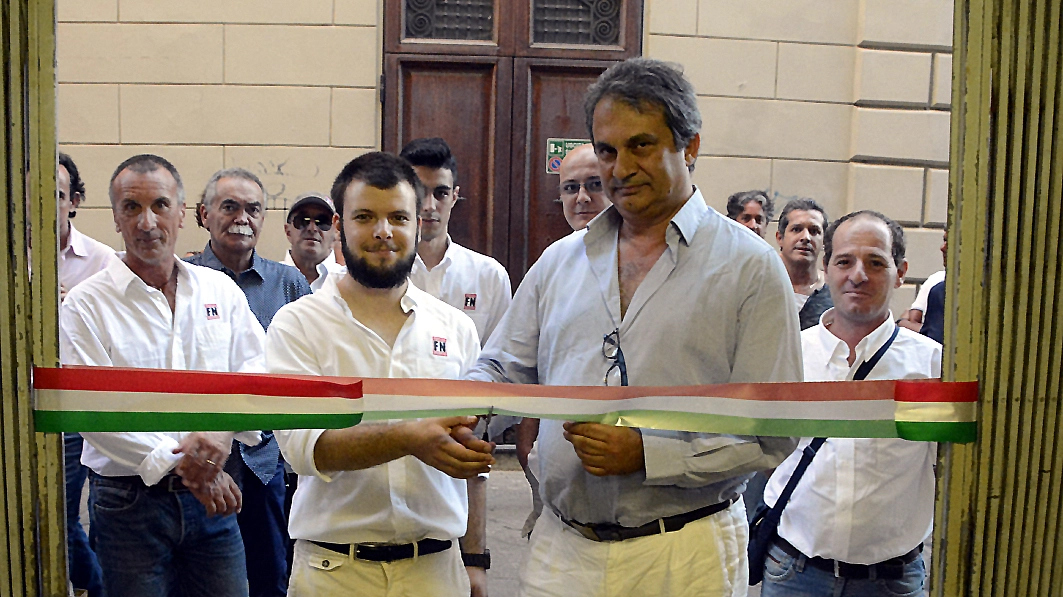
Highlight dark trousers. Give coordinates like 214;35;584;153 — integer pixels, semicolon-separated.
64;433;105;597
236;459;290;597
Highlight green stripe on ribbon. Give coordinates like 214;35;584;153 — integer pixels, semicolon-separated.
35;410;978;443
896;421;977;443
34;411;363;433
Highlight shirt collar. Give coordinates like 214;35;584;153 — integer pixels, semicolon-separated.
200;242;262;276
65;223;90;258
817;308;897;370
320;274;421;319
106;253;191;292
414;235;454;273
583;186;707;250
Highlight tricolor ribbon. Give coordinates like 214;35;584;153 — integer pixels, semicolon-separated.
32;366;978;443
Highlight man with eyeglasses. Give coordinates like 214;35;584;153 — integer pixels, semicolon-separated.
401;137;512;346
187;167;311;597
467;58;802;597
283;191;347;292
557;143;612;230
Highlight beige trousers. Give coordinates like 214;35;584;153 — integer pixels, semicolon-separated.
286;539;470;597
520;499;749;597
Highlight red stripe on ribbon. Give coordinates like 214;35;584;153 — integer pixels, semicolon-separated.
894;379;979;403
362;378;910;403
33;366;362;399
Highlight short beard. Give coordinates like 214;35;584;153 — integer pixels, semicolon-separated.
340;227;416;289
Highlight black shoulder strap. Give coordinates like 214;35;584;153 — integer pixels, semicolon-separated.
768;323;901;518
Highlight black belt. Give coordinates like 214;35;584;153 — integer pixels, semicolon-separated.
308;538;452;563
556;497;736;542
97;473;188;493
774;537;922;580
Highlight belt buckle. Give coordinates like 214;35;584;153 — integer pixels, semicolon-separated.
834;559;841;578
575;524;601;542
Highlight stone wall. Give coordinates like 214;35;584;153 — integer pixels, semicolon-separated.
56;0;382;258
646;0;953;314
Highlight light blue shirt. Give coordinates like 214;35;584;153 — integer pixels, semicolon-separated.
467;189;803;526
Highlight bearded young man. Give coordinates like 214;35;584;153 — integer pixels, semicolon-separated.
269;152;494;597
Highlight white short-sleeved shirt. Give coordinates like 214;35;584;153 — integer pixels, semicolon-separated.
59;257;265;485
910;270;946;312
59;223;120;292
410;237;511;345
764;311;941;564
282;250;346;293
269;275;481;544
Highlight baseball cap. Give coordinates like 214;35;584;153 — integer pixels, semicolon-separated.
287;192;335;222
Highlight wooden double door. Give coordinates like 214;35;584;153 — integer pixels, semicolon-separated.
382;0;643;284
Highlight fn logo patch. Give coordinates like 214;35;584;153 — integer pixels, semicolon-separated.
464;294;477;311
432;337;447;356
204;304;219;320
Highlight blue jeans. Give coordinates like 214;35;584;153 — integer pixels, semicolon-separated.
65;433;104;596
89;473;248;597
236;460;289;597
761;541;926;597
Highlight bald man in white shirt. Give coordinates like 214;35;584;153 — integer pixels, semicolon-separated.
760;210;940;596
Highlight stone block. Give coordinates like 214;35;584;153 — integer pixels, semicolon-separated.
66;207;123;251
932;54;953;108
699;97;853;161
648;36;776;98
772;160;849;224
776;43;856;104
331;88;381;148
691;157;772;214
58;0;117;22
890;283;918;319
648;0;698;35
859;0;954;51
334;0;380;26
925;168;949;225
855;49;932;106
225;146;370;211
849;163;925;223
904;227;947;279
120;85;331;146
58;24;223;84
58;84;120;144
118;0;333;24
224;25;378;87
57;143;225;205
698;0;858;45
851;108;951;165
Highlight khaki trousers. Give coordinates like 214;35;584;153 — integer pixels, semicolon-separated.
286;539;470;597
520;499;749;597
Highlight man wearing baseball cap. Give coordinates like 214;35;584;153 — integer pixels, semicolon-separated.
283;192;347;292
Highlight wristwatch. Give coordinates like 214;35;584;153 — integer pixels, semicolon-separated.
461;549;491;570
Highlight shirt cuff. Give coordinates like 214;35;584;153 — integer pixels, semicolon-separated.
135;436;183;486
277;428;333;483
234;431;262;446
641;433;688;484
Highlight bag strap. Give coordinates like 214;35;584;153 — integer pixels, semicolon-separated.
766;323;901;520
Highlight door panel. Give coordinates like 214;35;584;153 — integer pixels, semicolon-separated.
383;0;642;284
509;59;610;279
383;55;513;261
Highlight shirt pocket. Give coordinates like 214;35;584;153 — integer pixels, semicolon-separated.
191;324;233;371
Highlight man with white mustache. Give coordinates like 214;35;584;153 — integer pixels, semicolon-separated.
187;167;311;597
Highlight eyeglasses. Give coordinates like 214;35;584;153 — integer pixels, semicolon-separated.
560;178;604;198
602;328;628;387
291;215;333;231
